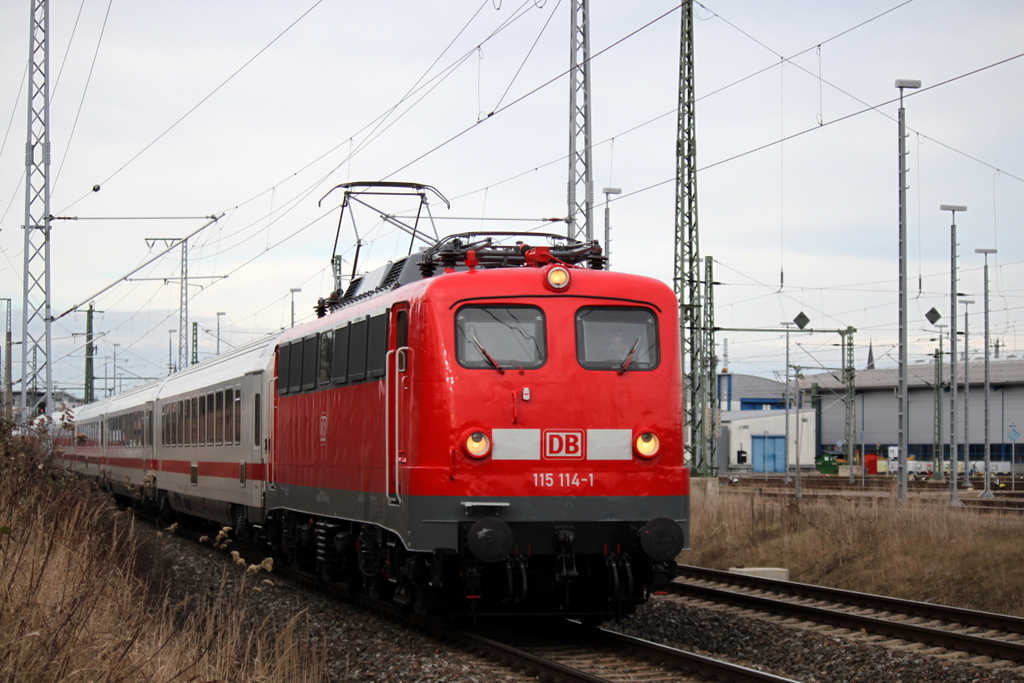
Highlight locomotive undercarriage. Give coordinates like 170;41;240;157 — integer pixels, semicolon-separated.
255;509;676;621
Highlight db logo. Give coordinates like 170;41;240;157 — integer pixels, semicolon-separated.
543;430;585;459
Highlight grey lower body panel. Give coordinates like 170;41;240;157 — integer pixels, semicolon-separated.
265;483;688;553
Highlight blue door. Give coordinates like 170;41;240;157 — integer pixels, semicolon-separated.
752;435;787;473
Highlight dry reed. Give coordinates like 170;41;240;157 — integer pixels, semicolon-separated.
0;415;323;682
687;485;1024;616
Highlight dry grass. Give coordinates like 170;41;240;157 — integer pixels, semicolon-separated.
0;416;323;682
688;486;1024;616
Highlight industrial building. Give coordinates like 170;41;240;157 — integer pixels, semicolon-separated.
715;359;1024;476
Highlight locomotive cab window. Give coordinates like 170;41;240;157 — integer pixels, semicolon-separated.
455;305;546;370
576;306;659;372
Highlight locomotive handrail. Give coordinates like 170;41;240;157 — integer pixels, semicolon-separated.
385;347;410;506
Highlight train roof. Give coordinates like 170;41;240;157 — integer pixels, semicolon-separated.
75;332;280;422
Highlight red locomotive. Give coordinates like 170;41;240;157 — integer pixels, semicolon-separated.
65;190;688;621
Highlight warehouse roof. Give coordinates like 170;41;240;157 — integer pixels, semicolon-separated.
804;358;1024;392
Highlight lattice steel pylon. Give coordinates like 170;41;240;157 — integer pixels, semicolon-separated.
674;1;710;475
21;0;52;420
567;0;594;242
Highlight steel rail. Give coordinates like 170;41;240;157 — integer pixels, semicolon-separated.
674;567;1024;662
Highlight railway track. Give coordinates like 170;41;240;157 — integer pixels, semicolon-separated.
673;565;1024;671
721;475;1024;512
137;507;794;682
265;549;798;682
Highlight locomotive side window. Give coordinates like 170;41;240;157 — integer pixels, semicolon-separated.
349;317;368;382
288;341;303;394
319;330;333;385
367;314;388;378
455;305;546;370
332;324;350;384
277;346;290;395
301;336;318;391
575;306;659;372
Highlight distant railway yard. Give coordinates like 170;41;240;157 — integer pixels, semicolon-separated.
718;473;1024;513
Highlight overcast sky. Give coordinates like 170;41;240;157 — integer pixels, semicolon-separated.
0;0;1021;397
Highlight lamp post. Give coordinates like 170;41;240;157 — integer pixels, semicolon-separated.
290;288;302;328
976;248;997;498
781;321;795;497
932;322;947;483
896;78;920;504
216;312;226;355
960;298;975;487
941;203;965;506
602;187;621;270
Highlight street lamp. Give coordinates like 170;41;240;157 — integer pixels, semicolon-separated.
602;187;621;270
290;288;302;328
940;203;966;506
960;298;975;488
782;312;809;500
896;78;920;503
976;248;997;498
930;318;947;484
216;312;226;355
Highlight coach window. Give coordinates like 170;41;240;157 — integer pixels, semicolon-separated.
198;396;206;446
455;305;546;370
253;393;261;446
191;397;198;446
319;329;334;386
215;391;224;445
332;324;350;384
206;393;215;446
224;389;233;444
184;399;192;446
234;387;242;444
575;306;659;372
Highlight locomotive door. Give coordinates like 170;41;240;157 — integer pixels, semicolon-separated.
385;302;411;505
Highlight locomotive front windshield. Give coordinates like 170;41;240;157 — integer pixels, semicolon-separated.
456;305;546;370
576;306;659;371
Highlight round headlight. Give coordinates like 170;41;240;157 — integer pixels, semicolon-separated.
546;266;570;291
635;432;660;458
464;431;491;458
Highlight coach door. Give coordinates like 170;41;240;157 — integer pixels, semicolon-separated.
245;371;266;505
385;303;411;505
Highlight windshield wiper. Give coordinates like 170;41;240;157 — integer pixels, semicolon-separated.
618;337;642;375
471;335;505;374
